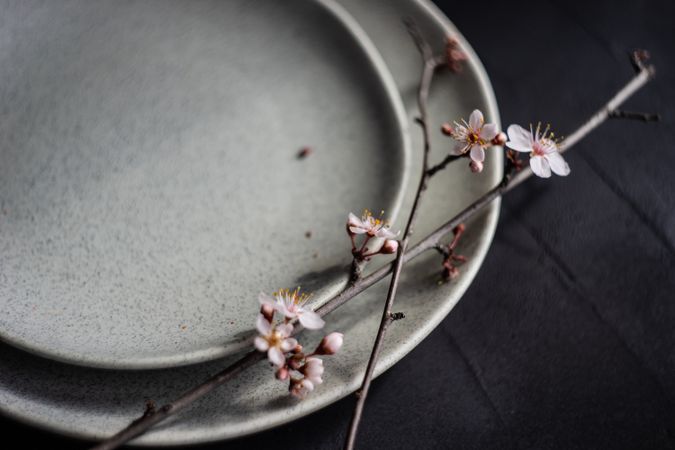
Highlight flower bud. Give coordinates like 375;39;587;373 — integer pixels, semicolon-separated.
492;132;507;146
315;332;344;355
441;123;454;136
276;366;289;381
290;377;314;398
260;303;275;323
381;239;399;254
469;160;484;173
448;266;460;279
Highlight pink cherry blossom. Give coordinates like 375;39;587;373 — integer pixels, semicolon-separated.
259;288;325;330
450;109;499;163
347;210;398;240
253;315;297;367
505;123;570;178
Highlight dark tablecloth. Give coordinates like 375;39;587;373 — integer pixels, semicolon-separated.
3;0;674;448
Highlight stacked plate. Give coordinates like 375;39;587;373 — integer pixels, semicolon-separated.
0;0;500;445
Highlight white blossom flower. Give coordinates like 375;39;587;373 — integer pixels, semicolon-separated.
450;109;499;163
290;377;314;398
315;331;344;355
505;123;570;178
259;288;325;330
302;357;324;385
254;315;297;367
347;210;398;240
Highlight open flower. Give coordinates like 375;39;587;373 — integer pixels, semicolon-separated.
450;109;499;163
254;315;297;367
302;357;324;385
347;210;398;240
259;288;325;330
505;123;570;178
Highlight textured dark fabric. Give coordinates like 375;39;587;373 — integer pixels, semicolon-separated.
2;0;674;448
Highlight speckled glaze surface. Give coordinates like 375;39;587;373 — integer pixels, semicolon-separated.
0;0;411;369
0;0;502;445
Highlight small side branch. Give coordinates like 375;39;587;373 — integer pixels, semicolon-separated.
426;153;463;177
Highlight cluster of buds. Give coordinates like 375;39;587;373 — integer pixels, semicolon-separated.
441;109;505;173
439;224;467;281
445;36;468;73
347;210;400;261
255;288;343;398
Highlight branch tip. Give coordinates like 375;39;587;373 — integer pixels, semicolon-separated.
609;109;661;122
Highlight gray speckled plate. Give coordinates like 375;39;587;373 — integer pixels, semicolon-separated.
0;0;502;445
0;0;411;369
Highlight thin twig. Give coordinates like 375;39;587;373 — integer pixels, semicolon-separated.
90;49;655;450
426;153;463;176
608;109;660;122
343;19;442;450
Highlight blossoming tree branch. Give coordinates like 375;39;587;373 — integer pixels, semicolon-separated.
91;21;657;450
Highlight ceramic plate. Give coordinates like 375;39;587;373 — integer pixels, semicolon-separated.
0;0;410;369
0;0;501;444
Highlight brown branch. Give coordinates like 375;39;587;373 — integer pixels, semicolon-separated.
90;49;655;450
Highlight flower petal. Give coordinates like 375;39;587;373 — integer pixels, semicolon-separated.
307;375;323;385
452;143;468;155
347;212;362;227
279;304;297;319
256;314;271;335
267;347;285;367
280;337;298;352
530;155;551;178
376;227;398;240
299;310;325;330
254;336;269;352
349;226;367;235
258;292;276;307
480;123;499;141
469;109;483;129
506;124;533;152
469;145;485;162
276;322;294;337
546;151;570;176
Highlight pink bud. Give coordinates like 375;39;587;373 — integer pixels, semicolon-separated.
441;123;454;136
260;303;275;322
276;367;289;381
315;332;343;355
380;239;399;254
469;160;484;173
492;132;507;146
